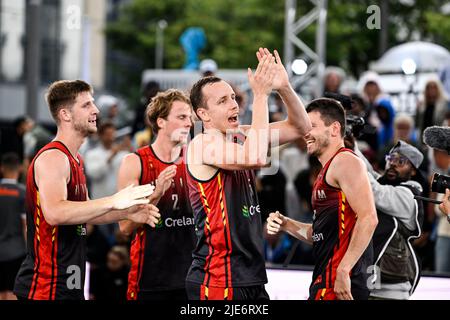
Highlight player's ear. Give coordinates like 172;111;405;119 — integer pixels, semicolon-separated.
157;117;166;131
59;107;71;123
331;121;341;137
196;108;210;122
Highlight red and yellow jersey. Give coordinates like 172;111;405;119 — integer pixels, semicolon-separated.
127;145;195;300
309;147;372;300
185;136;267;300
14;141;88;300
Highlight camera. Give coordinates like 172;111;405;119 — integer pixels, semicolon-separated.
345;114;367;138
431;173;450;194
324;92;374;138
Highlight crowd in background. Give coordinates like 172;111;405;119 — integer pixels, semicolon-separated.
0;64;449;300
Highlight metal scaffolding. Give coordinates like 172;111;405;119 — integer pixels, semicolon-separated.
284;0;328;97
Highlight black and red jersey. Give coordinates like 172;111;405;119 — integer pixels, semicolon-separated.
185;142;267;300
127;145;195;300
14;141;88;300
309;147;372;300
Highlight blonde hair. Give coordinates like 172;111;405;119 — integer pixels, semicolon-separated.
423;76;448;104
145;89;191;134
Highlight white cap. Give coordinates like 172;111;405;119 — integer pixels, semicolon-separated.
96;95;119;113
199;59;218;74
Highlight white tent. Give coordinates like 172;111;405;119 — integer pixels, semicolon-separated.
370;41;450;74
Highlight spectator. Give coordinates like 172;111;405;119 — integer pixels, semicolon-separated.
132;80;161;136
375;98;396;150
0;116;33;163
377;114;420;169
85;122;129;200
199;58;218;77
269;93;287;123
439;64;450;98
359;72;393;151
280;137;310;222
0;152;26;300
84;122;130;241
86;224;111;272
294;155;322;219
416;77;449;136
90;246;130;300
323;67;344;94
355;140;424;299
96;95;131;130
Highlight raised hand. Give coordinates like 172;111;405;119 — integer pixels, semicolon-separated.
126;203;161;227
111;183;154;210
266;211;286;235
153;165;177;199
256;48;289;91
247;53;276;96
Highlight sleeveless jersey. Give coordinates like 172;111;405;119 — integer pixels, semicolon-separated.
309;147;372;300
185;136;267;300
127;145;196;300
14;141;88;300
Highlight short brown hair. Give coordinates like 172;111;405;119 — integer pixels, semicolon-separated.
306;98;346;137
1;152;21;171
189;76;222;114
146;89;191;134
45;80;93;123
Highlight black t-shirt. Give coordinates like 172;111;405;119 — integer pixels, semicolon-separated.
422;103;435;132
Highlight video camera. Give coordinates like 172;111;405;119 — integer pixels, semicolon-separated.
431;173;450;194
323;92;375;138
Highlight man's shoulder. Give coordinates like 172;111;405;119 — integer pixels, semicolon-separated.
331;149;363;170
400;180;423;194
35;148;69;165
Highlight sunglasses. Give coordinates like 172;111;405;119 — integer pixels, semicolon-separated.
385;154;409;167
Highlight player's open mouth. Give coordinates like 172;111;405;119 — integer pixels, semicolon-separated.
306;139;315;146
228;115;238;124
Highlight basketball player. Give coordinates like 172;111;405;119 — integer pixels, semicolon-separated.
14;80;160;300
267;98;378;300
185;48;312;300
118;89;196;300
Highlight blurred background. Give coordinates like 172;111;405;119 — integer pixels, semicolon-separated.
0;0;449;300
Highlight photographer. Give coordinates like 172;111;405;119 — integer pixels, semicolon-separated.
352;139;424;300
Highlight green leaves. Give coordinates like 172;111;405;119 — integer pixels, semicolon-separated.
105;0;449;99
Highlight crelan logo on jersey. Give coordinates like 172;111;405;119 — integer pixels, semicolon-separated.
155;218;163;229
76;225;86;236
242;204;260;218
155;217;194;229
316;189;327;200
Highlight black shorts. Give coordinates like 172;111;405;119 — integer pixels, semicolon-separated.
186;282;270;301
0;256;25;291
135;288;188;301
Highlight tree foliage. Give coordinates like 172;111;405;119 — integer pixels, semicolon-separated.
105;0;449;98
